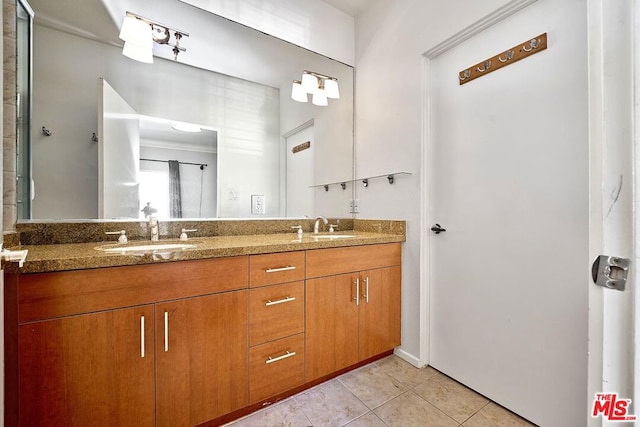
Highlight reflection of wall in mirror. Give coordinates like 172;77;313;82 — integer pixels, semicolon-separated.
32;25;280;219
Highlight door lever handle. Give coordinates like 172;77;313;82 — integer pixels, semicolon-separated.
431;224;446;234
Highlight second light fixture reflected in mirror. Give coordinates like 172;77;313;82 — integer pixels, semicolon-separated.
292;70;340;106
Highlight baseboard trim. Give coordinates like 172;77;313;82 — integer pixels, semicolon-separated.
393;348;424;368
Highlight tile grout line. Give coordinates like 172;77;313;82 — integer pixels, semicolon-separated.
337;371;413;412
458;400;493;425
405;389;461;426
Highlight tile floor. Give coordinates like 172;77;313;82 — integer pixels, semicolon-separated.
225;355;537;427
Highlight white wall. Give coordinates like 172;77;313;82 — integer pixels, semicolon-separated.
354;0;533;362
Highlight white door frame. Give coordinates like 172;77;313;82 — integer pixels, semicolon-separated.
586;1;638;425
635;0;640;408
419;0;638;423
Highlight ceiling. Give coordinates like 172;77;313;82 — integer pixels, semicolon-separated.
319;0;372;17
139;116;217;153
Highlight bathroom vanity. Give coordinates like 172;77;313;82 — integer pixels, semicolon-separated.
4;220;404;426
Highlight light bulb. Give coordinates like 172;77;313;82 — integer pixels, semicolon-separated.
302;72;318;93
312;91;328;106
324;78;340;99
122;41;153;63
291;80;307;102
172;123;201;132
119;15;152;48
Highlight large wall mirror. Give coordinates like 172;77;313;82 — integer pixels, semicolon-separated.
24;0;354;221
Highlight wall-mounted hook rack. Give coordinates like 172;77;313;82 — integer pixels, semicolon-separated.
458;32;547;85
311;172;412;191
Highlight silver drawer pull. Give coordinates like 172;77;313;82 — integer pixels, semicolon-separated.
140;315;145;358
364;276;369;303
265;265;296;273
164;311;169;352
266;350;296;364
265;296;296;306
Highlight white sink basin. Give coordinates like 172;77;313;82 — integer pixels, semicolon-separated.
95;241;200;254
311;234;355;240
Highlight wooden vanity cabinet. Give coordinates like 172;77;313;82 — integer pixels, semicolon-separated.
305;244;401;381
8;242;402;426
248;252;305;403
155;290;248;427
19;305;156;426
11;257;249;427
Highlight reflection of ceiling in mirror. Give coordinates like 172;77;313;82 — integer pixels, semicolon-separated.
29;0;354;88
29;0;119;44
139;116;218;154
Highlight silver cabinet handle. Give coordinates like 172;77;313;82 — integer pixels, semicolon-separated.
140;315;145;358
364;276;369;303
266;350;296;364
354;277;360;306
265;265;296;273
164;311;169;352
265;296;296;306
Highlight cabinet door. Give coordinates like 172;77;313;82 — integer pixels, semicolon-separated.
359;266;402;360
306;274;358;381
156;290;249;427
18;306;155;427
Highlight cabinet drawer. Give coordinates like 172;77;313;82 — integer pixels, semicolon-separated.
249;281;304;346
306;243;401;278
249;333;305;403
18;257;249;323
249;252;305;287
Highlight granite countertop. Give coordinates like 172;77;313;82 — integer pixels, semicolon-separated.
13;230;405;274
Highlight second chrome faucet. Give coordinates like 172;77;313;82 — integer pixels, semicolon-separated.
313;216;328;234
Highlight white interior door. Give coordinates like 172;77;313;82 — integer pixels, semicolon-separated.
429;1;589;425
98;78;140;219
285;124;314;217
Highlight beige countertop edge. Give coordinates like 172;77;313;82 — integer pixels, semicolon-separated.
13;232;406;274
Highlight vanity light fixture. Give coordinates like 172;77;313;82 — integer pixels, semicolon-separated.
291;70;339;105
119;11;189;63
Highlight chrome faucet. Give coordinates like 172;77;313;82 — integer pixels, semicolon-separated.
149;216;159;241
313;216;328;234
